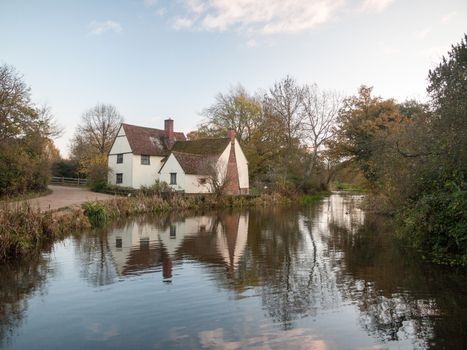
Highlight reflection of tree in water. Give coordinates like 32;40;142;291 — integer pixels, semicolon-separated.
0;253;52;346
326;210;467;350
74;229;118;287
232;207;340;330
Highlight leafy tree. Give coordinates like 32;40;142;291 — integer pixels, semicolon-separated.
397;35;467;265
328;35;467;265
0;64;61;195
0;65;36;142
327;86;406;185
199;85;282;186
201;85;262;142
52;159;80;178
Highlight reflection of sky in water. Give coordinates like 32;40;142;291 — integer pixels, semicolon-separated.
0;194;465;350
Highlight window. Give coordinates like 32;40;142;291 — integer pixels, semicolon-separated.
170;225;176;239
117;154;123;164
170;173;177;185
140;237;149;249
199;178;207;185
116;237;122;248
116;173;123;184
141;154;150;165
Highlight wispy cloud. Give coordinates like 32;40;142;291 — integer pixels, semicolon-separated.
89;20;123;35
185;0;206;14
360;0;394;13
172;17;194;30
176;0;345;34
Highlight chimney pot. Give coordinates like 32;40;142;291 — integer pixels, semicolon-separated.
165;118;174;148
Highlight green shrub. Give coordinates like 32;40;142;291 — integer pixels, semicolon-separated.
301;193;326;205
140;180;173;197
82;201;109;226
398;184;467;266
87;163;110;192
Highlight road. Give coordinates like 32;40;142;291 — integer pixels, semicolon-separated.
13;185;115;211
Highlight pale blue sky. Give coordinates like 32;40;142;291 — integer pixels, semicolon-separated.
1;0;466;156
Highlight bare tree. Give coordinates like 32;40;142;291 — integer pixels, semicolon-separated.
263;76;306;150
70;103;123;174
201;158;233;196
302;85;342;173
73;103;123;155
35;104;63;139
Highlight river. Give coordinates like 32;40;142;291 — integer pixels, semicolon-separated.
0;194;465;349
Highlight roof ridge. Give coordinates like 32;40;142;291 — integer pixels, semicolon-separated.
177;137;229;142
172;151;206;157
122;123;164;132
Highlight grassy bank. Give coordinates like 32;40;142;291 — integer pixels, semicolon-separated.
0;202;91;261
0;192;303;262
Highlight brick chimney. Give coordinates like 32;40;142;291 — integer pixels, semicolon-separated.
165;118;174;148
227;128;236;144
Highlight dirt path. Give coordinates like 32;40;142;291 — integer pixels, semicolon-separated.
13;185;115;211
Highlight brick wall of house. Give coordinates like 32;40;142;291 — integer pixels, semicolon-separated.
224;143;240;195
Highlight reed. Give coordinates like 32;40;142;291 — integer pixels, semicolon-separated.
0;202;90;261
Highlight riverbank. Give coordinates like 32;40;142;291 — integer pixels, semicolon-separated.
0;191;328;262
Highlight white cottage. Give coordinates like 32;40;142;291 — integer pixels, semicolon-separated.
108;119;249;194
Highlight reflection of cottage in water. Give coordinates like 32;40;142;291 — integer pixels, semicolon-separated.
216;214;249;273
106;213;249;280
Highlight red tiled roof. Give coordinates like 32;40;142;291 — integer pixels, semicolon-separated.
163;138;231;175
122;123;186;156
171;138;230;155
172;151;218;175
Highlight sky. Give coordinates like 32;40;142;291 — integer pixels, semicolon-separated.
1;0;466;157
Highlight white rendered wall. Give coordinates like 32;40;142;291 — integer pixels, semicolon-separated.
216;144;230;181
159;154;186;192
234;139;249;190
108;127;133;187
185;174;211;193
159;154;211;193
132;155;164;189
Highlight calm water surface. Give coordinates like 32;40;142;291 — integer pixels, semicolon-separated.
0;194;466;349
